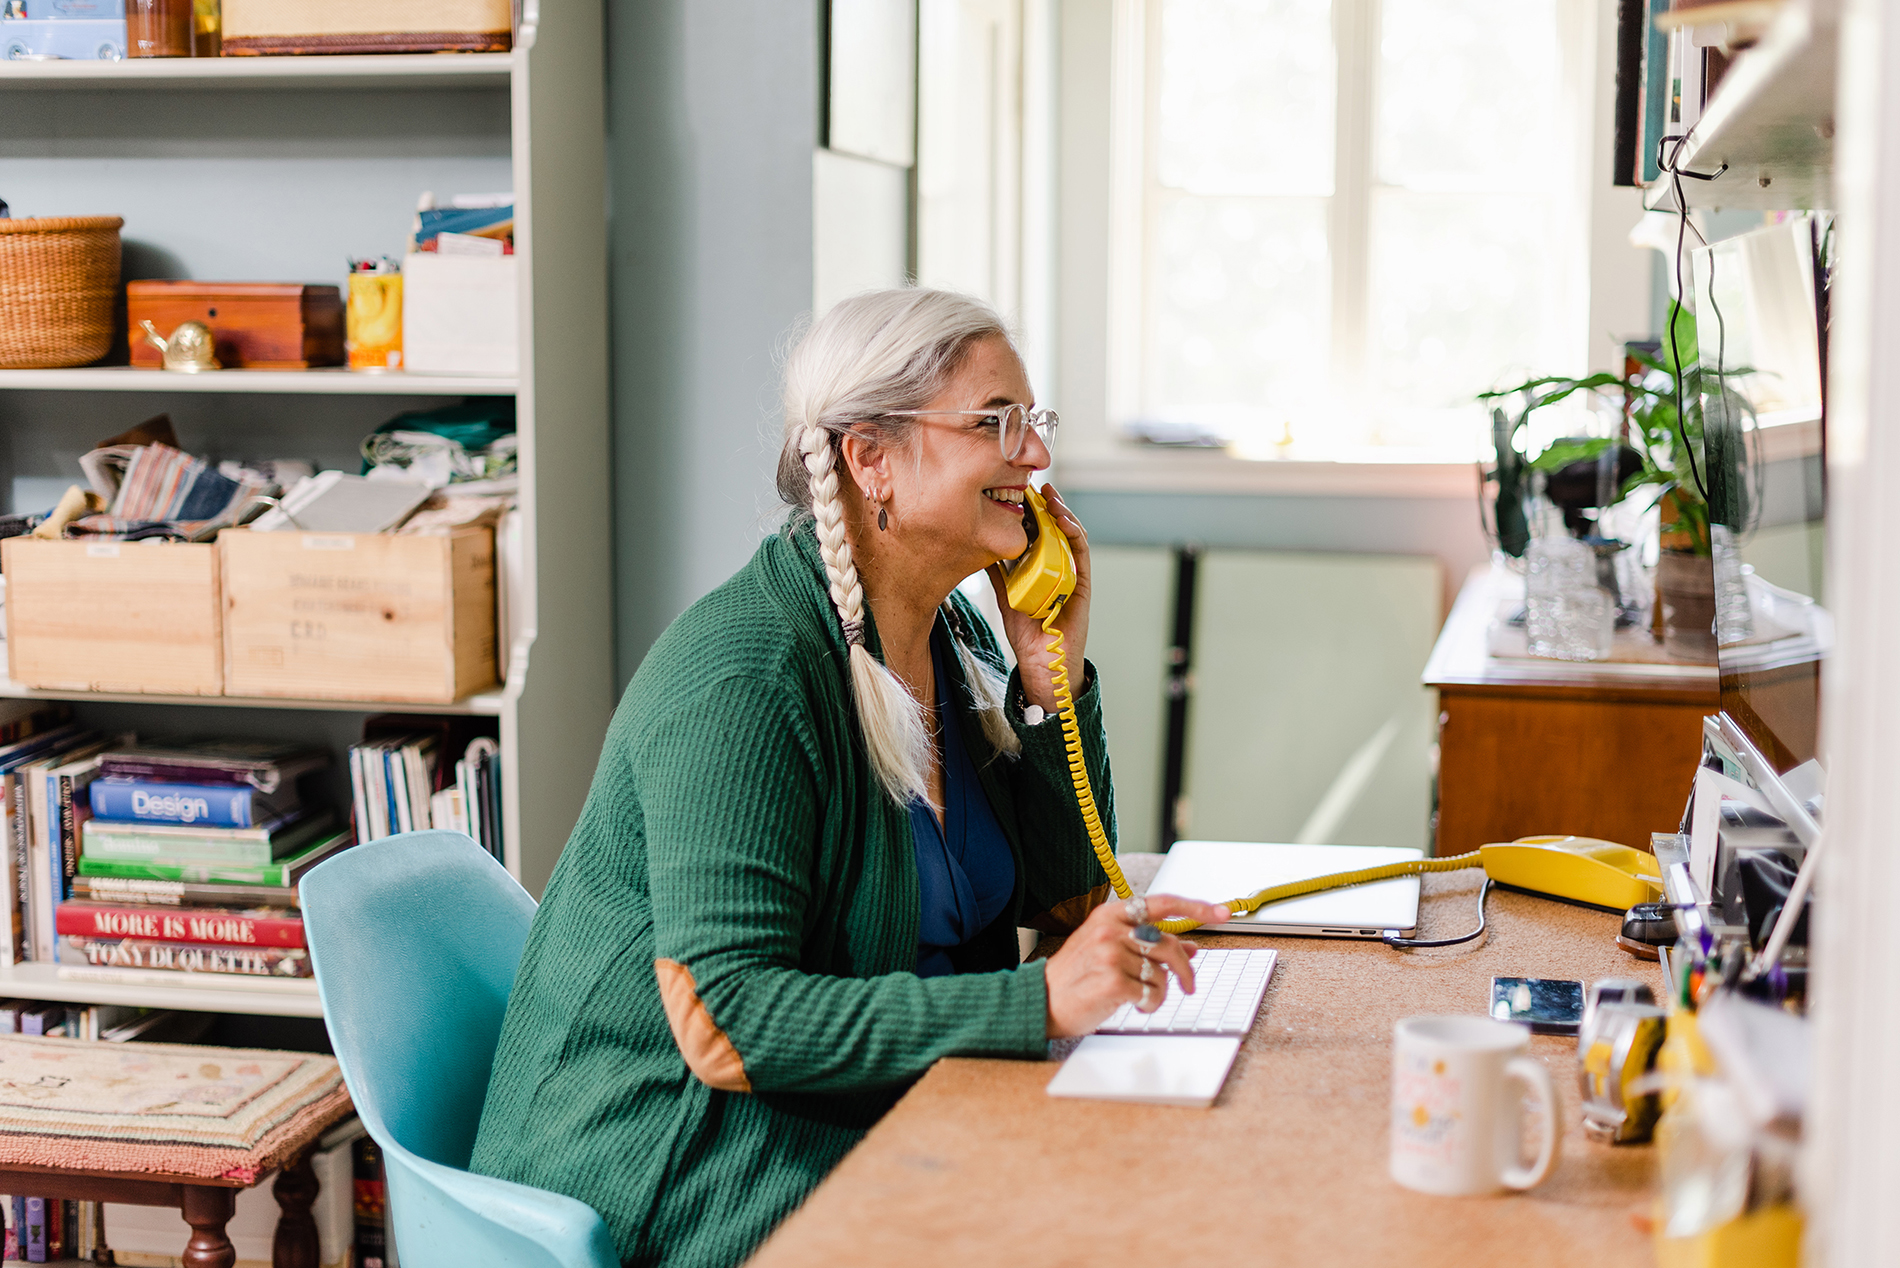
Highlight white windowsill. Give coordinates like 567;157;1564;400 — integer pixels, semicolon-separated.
1052;447;1481;500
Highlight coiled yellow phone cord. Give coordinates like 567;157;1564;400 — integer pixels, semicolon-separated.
1040;612;1134;898
1042;614;1486;936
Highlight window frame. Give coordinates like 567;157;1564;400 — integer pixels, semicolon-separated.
1060;0;1612;495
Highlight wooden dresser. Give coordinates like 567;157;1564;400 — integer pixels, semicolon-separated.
1424;566;1718;855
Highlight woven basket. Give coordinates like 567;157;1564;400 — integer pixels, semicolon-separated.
0;216;124;369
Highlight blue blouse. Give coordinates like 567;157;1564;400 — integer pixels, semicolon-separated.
909;636;1016;977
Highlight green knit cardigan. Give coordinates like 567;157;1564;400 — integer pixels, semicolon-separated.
469;522;1115;1268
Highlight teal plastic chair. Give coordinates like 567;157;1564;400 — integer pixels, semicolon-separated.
302;830;618;1268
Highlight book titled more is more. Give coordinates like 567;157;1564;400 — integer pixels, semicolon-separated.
55;902;304;949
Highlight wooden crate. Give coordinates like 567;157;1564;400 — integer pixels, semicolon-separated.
220;526;498;703
0;537;223;695
221;0;514;55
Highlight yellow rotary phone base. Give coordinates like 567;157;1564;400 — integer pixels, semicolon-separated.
1477;836;1664;912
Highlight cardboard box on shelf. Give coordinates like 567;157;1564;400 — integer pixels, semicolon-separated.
220;526;498;704
400;253;518;377
0;537;222;696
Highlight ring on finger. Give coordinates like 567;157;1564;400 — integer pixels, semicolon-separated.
1123;897;1149;925
1139;959;1155;984
1140;983;1156;1009
1129;923;1162;955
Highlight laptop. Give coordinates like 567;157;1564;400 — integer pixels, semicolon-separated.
1144;840;1423;939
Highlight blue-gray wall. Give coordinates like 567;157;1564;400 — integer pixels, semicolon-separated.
607;0;822;688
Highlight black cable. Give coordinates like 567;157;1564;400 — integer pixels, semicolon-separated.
1383;878;1493;950
1665;140;1710;501
1157;546;1198;851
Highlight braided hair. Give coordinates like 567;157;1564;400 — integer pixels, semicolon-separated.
776;289;1023;804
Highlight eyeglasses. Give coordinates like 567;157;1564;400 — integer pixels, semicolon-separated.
884;404;1060;462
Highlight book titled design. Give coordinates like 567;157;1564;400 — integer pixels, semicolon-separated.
56;902;305;948
57;934;311;978
76;830;351;888
88;777;297;829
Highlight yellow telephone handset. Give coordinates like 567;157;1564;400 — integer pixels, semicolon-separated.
999;487;1078;622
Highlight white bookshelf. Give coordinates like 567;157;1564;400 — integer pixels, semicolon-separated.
0;679;508;716
0;963;321;1019
0;50;514;90
0;10;613;1015
0;367;516;395
1643;2;1837;213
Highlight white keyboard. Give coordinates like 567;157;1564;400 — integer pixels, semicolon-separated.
1095;948;1277;1036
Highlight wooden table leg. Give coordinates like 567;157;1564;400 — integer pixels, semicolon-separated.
180;1185;237;1268
91;1200;113;1266
271;1149;320;1268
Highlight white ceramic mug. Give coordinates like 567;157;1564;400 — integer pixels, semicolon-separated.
1389;1015;1558;1196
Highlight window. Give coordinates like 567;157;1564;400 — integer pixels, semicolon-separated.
1107;0;1594;462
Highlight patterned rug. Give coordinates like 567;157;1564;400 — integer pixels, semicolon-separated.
0;1036;352;1183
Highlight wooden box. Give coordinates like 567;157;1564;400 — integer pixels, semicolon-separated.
127;281;344;370
0;538;223;696
220;526;498;704
221;0;513;55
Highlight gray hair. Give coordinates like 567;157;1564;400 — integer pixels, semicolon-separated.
777;288;1021;805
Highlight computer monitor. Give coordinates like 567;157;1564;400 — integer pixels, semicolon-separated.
1692;215;1829;777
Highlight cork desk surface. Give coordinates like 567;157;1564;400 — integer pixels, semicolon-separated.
748;854;1665;1268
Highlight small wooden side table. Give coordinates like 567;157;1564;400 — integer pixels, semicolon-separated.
1425;565;1718;854
0;1149;323;1268
0;1035;354;1268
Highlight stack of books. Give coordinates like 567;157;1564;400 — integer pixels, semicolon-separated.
0;998;208;1042
350;721;502;860
56;742;349;982
0;703;120;967
4;1194;101;1263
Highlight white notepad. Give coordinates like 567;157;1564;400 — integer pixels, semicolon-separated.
1043;1035;1243;1108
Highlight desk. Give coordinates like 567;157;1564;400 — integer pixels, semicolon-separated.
748;855;1665;1268
1426;566;1717;855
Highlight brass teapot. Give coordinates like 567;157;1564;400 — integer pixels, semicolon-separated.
140;319;219;372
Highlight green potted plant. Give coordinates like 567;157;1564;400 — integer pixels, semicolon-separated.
1478;313;1753;662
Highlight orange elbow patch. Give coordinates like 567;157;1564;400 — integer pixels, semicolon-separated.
1026;881;1113;935
653;958;752;1093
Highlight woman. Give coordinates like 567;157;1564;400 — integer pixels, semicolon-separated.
470;289;1226;1267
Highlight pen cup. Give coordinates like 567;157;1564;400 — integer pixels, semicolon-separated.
1390;1015;1558;1196
347;271;404;372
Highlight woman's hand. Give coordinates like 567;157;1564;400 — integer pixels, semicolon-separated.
1043;893;1232;1038
987;483;1091;715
